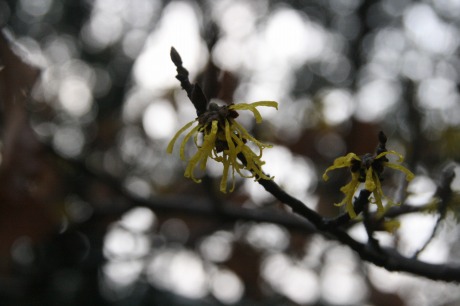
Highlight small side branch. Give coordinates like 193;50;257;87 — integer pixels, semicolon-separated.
412;166;455;258
170;47;208;115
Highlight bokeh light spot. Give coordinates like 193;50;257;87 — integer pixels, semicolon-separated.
120;207;156;233
417;77;458;110
320;88;355;125
404;4;459;55
103;259;143;288
58;77;93;117
11;236;34;266
82;10;124;50
19;0;52;18
262;253;319;304
147;249;208;299
321;263;367;304
406;176;437;206
264;8;324;64
211;269;244;304
199;231;233;262
104;225;150;259
355;79;400;122
52;126;85;157
246;223;289;251
133;1;208;91
142;100;177;139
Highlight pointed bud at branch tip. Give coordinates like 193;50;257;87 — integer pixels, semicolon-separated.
378;131;387;145
170;47;182;66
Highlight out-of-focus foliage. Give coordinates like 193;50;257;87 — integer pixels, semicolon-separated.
0;0;460;305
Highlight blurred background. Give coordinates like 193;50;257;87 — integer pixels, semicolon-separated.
1;0;460;305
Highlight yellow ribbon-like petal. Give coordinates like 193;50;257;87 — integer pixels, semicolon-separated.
180;124;201;160
184;120;219;183
166;120;197;154
371;171;385;214
168;101;278;192
364;167;376;191
335;172;361;218
323;153;360;181
375;150;404;162
220;154;230;193
230;101;278;123
384;162;415;181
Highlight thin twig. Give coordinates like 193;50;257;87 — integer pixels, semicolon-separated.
412;166;455;258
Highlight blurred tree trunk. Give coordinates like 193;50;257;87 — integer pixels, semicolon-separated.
0;31;61;273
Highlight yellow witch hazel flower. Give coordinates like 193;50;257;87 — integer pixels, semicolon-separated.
322;132;415;218
167;101;278;193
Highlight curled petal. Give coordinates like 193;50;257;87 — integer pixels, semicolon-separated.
184;120;218;182
375;150;404;162
166;120;197;154
224;119;238;155
371;171;385;214
220;154;230;193
222;152;237;193
221;119;243;192
184;153;203;183
384;162;415;181
246;101;279;109
224;120;252;177
219;117;273;192
201;120;219;152
230;101;278;123
242;145;272;180
322;153;361;181
230;101;278;110
364;167;376;191
180;124;201;160
336;172;361;218
231;119;272;157
228;143;255;179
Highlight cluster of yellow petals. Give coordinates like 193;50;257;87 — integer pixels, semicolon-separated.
167;101;278;193
323;151;415;218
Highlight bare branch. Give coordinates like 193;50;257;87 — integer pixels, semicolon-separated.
169;47;460;282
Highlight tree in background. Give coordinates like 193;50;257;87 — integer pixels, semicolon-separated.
0;0;460;305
